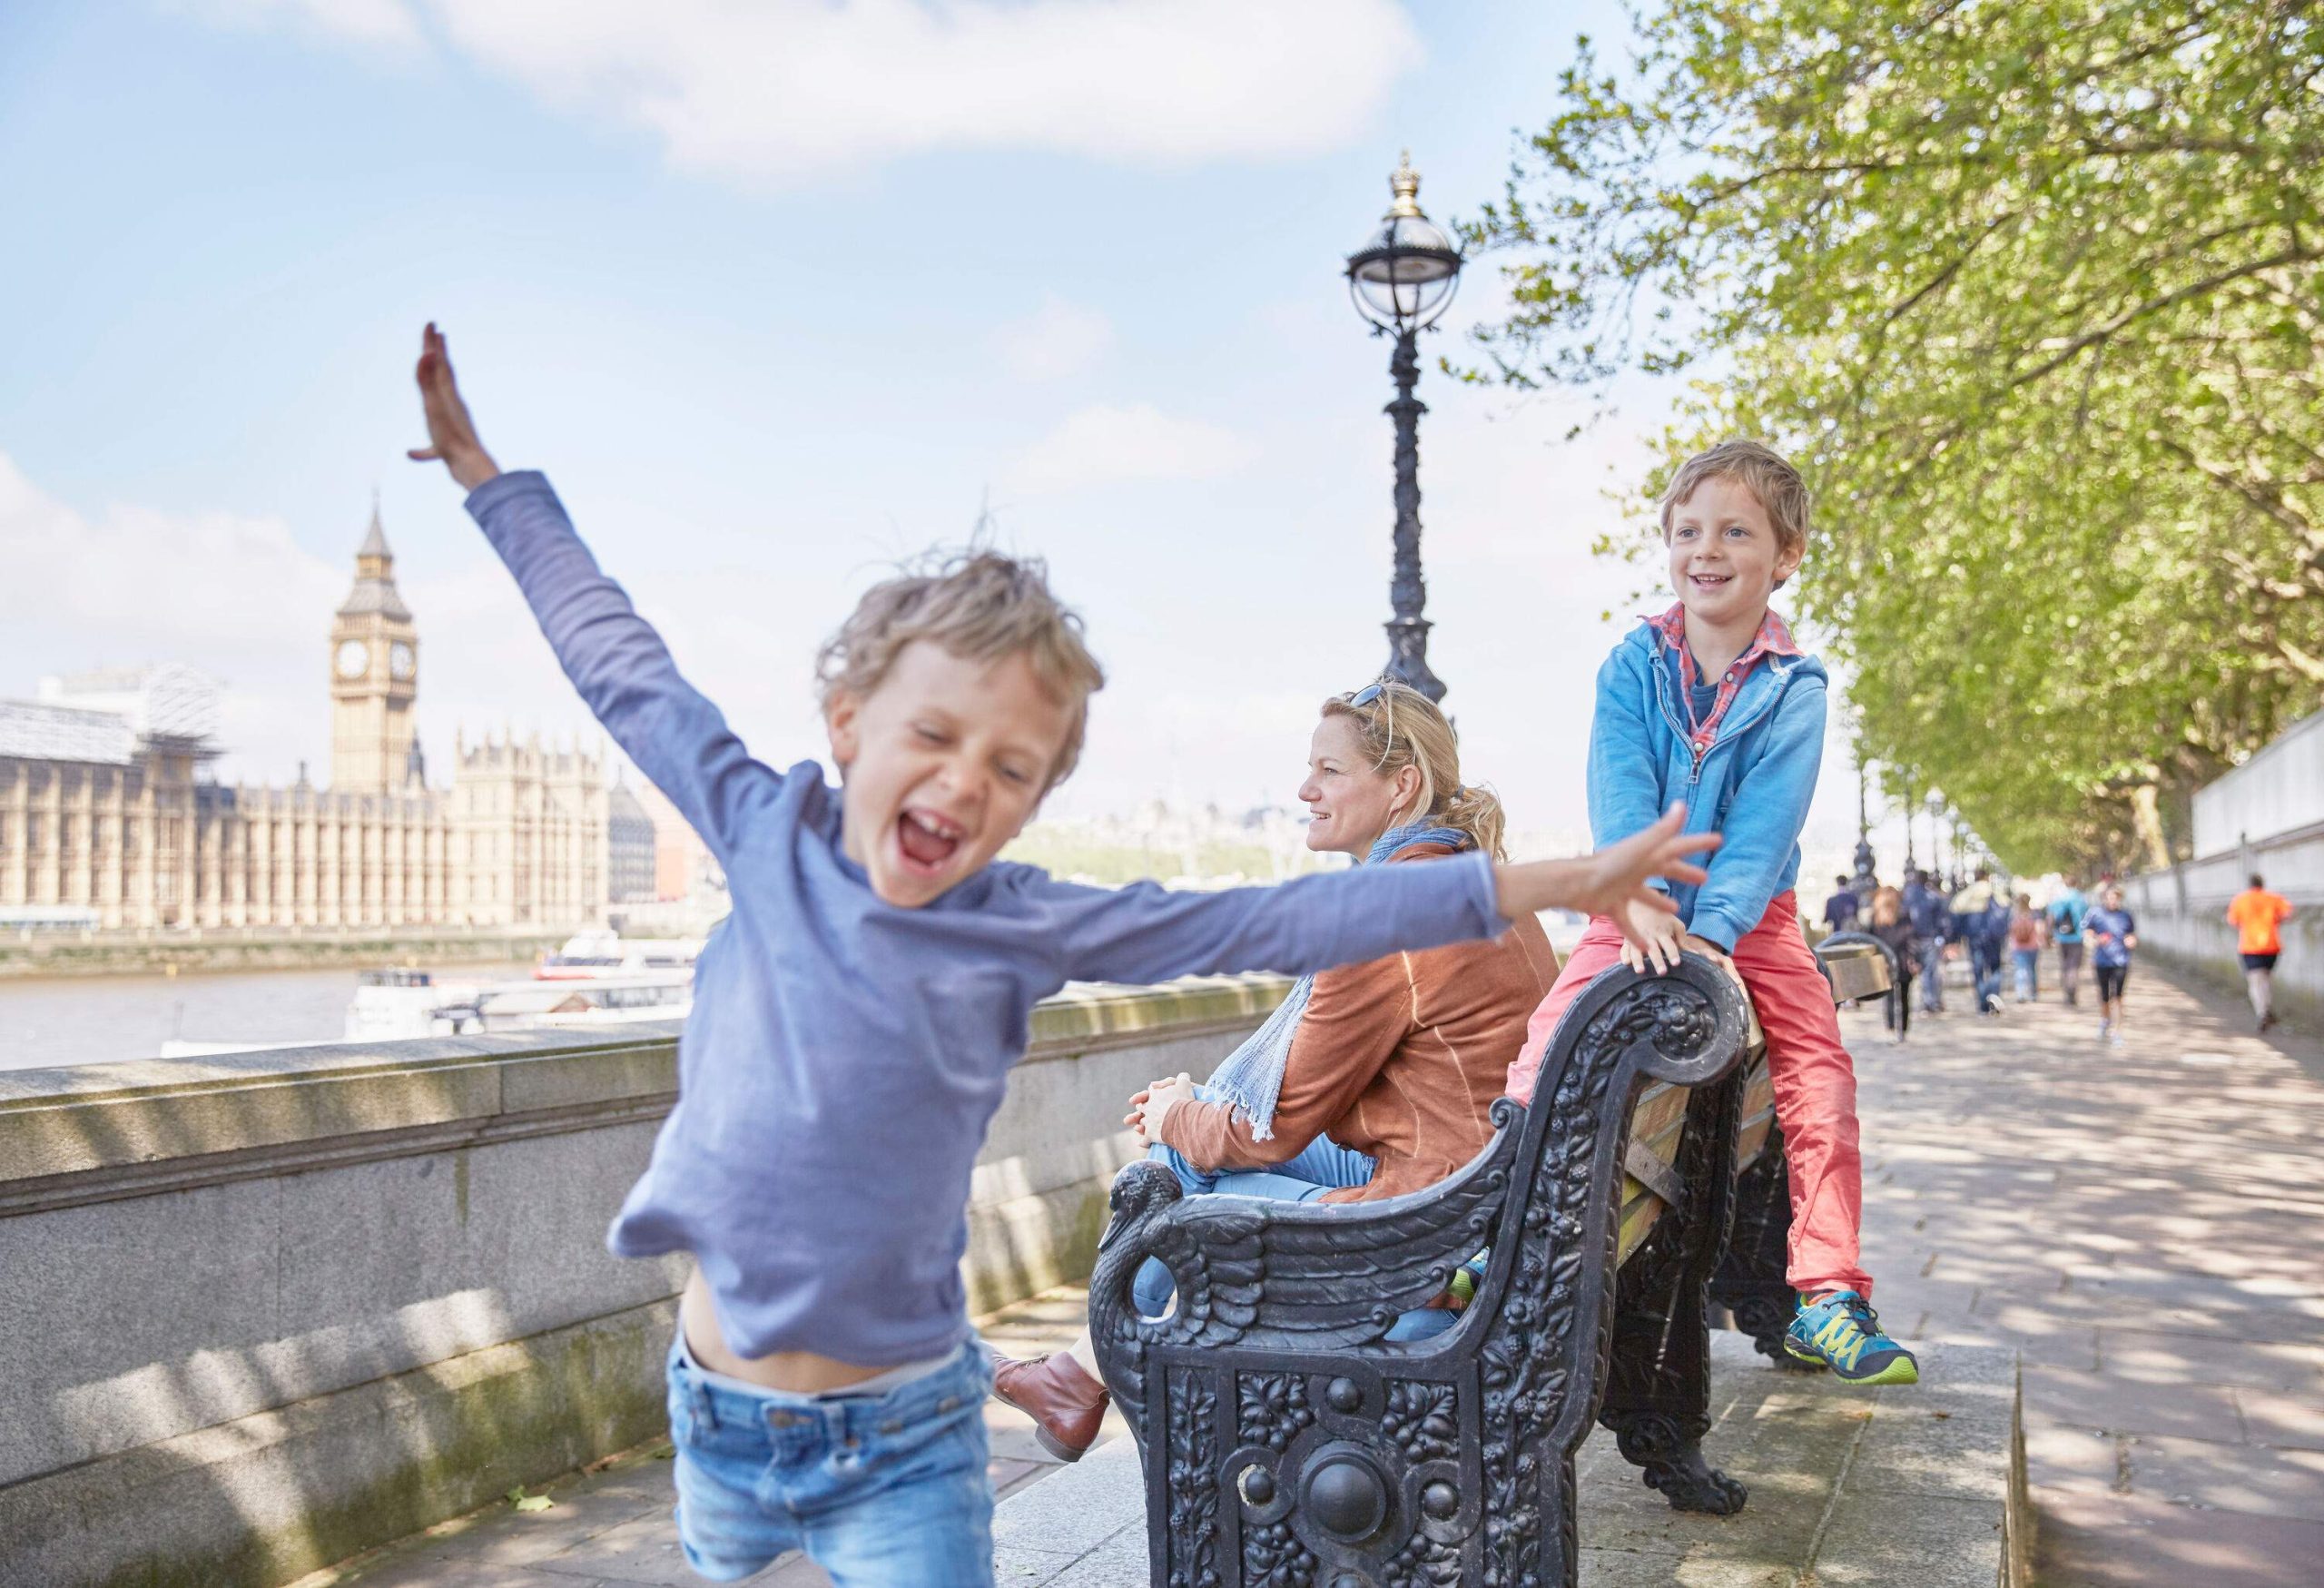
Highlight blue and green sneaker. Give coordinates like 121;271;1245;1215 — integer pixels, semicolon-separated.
1783;1290;1919;1386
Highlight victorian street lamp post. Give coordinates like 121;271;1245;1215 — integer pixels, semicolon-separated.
1852;755;1877;890
1346;152;1463;702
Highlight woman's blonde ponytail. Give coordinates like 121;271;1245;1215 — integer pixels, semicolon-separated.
1320;681;1510;862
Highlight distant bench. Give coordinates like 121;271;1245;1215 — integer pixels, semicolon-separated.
1088;937;1891;1587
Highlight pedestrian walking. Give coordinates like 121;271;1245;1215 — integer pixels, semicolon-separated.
1823;873;1861;935
2225;873;2295;1032
1865;885;1921;1039
2008;893;2043;1002
2048;879;2091;1007
1952;866;2008;1016
2088;884;2139;1048
1904;867;1951;1014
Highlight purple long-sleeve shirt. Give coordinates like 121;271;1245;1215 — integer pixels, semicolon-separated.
465;472;1512;1365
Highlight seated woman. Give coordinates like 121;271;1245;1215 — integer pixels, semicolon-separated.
990;679;1561;1459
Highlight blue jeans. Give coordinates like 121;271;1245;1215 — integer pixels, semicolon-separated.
1916;935;1948;1011
665;1335;995;1586
1972;946;2004;1012
2012;948;2039;1001
1133;1139;1458;1342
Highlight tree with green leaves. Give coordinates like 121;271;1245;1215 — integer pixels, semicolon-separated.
1462;0;2324;872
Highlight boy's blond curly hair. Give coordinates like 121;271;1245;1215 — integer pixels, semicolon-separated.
1659;439;1812;587
814;550;1106;790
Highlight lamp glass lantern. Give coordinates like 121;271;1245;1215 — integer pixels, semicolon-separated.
1345;153;1463;333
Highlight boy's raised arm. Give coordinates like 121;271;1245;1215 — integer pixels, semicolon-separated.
1044;808;1713;985
407;325;783;862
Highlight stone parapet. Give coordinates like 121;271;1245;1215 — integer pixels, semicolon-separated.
0;927;566;979
0;973;1285;1588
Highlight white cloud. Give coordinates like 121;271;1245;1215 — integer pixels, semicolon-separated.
1003;402;1258;496
0;458;618;788
996;294;1116;382
206;0;1421;185
0;454;348;782
172;0;425;49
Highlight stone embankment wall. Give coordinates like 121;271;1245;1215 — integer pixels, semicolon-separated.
0;926;568;979
0;974;1285;1588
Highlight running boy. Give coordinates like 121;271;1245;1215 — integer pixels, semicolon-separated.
406;326;1718;1586
1503;439;1916;1387
2089;884;2138;1046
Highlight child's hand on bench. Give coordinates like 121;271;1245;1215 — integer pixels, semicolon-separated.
1492;804;1716;955
1683;933;1743;987
1620;910;1688;976
407;323;501;491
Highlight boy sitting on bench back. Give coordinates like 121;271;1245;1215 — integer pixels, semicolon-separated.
1504;439;1917;1387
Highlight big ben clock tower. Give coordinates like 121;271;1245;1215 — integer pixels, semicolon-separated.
330;499;421;794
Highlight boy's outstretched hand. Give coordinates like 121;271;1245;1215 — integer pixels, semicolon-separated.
1492;804;1717;954
407;323;501;492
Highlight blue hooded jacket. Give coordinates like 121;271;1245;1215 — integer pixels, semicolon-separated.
1587;618;1828;953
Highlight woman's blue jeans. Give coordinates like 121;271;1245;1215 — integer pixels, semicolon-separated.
1132;1139;1458;1342
2011;948;2039;1001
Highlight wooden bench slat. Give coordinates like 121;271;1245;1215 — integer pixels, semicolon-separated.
1616;1186;1664;1262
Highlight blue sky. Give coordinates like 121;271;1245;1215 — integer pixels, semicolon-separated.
0;0;1905;873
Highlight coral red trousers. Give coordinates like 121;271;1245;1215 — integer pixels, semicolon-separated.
1502;891;1872;1300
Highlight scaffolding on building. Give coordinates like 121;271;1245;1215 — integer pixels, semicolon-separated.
0;698;138;764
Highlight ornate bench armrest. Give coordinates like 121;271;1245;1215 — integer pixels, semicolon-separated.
1088;1119;1521;1440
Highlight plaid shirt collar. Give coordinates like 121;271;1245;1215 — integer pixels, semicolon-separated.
1645;602;1804;747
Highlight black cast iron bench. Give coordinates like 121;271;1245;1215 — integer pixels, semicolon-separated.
1088;937;1891;1588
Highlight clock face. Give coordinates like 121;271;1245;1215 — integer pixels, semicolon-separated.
336;639;369;679
389;641;416;681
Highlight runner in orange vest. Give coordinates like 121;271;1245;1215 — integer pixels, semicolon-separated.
2225;873;2296;1032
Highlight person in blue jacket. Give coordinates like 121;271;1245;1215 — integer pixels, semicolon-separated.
1952;868;2010;1015
2047;880;2092;1007
1502;439;1916;1388
1903;867;1953;1014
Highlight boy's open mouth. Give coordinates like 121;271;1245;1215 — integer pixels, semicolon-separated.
1688;571;1734;591
896;808;965;875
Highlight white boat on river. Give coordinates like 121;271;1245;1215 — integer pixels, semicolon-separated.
344;966;693;1042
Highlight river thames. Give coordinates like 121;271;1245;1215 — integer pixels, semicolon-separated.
0;964;510;1071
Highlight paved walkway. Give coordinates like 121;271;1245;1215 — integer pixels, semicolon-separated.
291;956;2324;1587
282;1292;1108;1588
1856;958;2324;1584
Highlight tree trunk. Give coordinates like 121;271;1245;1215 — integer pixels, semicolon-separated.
2131;784;2171;873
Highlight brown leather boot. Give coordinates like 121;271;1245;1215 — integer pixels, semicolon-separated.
990;1351;1109;1462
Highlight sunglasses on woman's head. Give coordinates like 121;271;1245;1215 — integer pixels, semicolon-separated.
1347;681;1390;706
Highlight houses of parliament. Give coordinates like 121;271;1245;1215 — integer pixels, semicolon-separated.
0;507;631;932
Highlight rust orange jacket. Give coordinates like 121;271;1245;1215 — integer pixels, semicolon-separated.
1157;842;1560;1204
